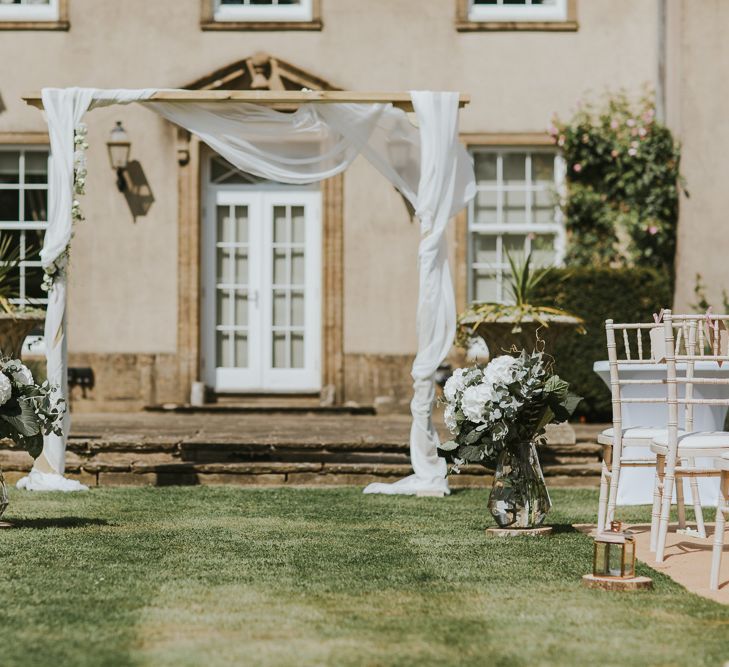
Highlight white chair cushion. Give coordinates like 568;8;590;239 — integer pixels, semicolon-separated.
651;431;729;456
598;427;685;446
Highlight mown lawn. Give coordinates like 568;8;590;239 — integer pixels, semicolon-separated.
0;486;727;667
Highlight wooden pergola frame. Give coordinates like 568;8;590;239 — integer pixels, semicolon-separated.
23;89;470;112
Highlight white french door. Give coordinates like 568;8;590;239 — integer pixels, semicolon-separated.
203;187;321;393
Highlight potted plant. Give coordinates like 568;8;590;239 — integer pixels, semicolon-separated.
0;358;66;522
0;234;45;359
438;351;581;529
457;251;584;359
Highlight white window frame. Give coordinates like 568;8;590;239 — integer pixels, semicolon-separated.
467;146;566;304
0;0;59;21
214;0;313;23
468;0;568;23
0;145;49;355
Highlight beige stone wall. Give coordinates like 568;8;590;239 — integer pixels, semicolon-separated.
0;0;663;406
667;0;729;311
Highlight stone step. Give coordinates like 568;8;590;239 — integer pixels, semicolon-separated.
145;403;376;415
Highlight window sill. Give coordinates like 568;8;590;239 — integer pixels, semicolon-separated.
201;19;322;31
0;20;69;30
456;20;578;32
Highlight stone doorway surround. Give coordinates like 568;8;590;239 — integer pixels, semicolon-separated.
175;53;345;405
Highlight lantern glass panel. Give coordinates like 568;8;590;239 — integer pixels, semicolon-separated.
608;543;624;577
623;538;636;578
593;542;608;576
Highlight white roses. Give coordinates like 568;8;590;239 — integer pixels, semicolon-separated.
0;374;11;407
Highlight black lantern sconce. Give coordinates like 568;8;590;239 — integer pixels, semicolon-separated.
107;121;131;192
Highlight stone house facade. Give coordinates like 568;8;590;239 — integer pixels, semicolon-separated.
0;0;725;411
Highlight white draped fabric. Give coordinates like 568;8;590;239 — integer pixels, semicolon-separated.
19;87;475;495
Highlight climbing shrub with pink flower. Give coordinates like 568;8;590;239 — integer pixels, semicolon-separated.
550;91;684;276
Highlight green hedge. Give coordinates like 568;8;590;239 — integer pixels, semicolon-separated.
532;267;672;422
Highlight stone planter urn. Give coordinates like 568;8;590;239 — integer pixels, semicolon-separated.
460;313;583;359
0;311;45;359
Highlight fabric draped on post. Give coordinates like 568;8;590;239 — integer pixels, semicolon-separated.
21;87;474;494
18;88;155;492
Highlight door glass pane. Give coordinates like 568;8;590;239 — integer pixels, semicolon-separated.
272;332;287;368
234;332;248;367
217;247;232;283
234;290;248;326
273;250;287;285
217;205;233;243
291;206;305;243
234;249;248;285
234;205;248;242
273;206;287;243
291;333;304;369
217;290;232;326
216;331;232;368
291;250;305;285
273;290;287;326
291;291;304;327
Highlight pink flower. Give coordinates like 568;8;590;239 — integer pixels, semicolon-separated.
557;135;566;146
643;109;655;122
638;127;647;137
627;118;636;127
548;124;559;136
631;128;639;136
631;141;639;148
610;149;619;158
573;163;583;173
610;120;619;130
647;225;659;236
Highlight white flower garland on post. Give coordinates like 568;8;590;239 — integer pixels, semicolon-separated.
41;122;88;293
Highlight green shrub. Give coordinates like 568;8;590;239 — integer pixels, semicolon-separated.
551;91;683;280
532;267;672;422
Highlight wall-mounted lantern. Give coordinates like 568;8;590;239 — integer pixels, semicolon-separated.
107;121;131;192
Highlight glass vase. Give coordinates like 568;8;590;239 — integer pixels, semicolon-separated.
0;469;8;521
487;441;552;529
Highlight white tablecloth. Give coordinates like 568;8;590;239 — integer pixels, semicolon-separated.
594;360;729;506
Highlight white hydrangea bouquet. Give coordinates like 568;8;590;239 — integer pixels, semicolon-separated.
0;359;66;459
438;351;582;528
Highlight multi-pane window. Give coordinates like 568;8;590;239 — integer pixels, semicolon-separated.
468;148;565;304
214;0;313;22
469;0;568;22
0;0;59;21
0;148;48;309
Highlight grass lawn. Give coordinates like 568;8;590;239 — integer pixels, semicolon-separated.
1;487;728;667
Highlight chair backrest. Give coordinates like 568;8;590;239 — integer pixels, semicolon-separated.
663;311;729;438
605;318;679;437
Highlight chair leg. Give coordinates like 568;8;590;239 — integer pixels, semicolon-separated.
686;458;706;538
597;445;612;533
650;454;665;552
710;471;729;591
606;452;622;527
656;472;676;563
676;470;686;530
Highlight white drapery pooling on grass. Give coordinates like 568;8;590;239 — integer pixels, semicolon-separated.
20;87;475;494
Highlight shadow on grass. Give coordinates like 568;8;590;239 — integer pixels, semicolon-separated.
8;517;111;530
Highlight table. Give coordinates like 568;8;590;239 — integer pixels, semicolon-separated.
593;360;729;506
